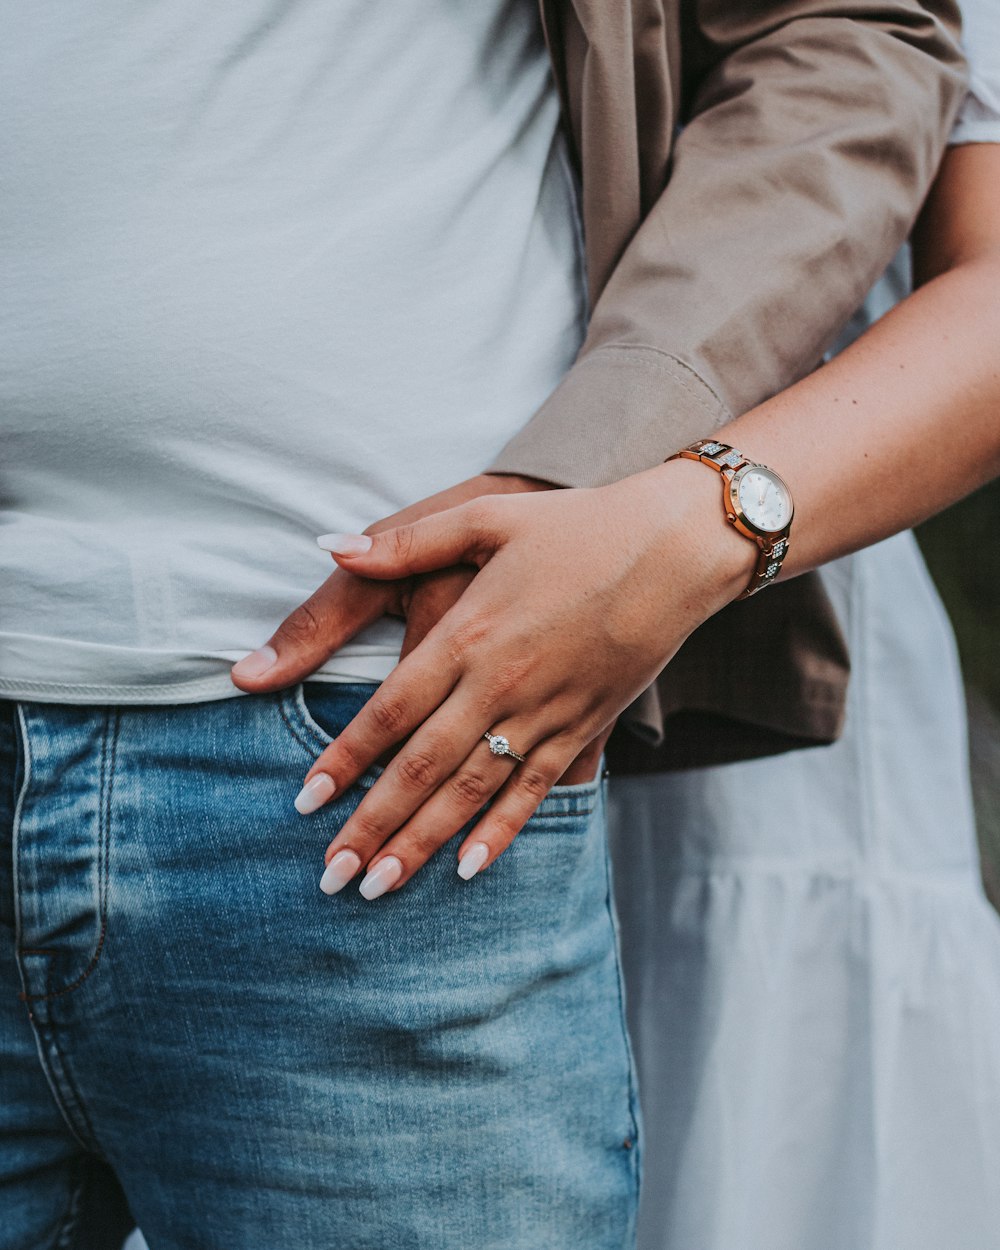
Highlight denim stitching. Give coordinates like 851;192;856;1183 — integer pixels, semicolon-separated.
531;790;597;820
44;1021;106;1158
279;688;332;757
11;710;92;1154
11;705;36;988
51;1161;87;1250
599;780;642;1222
19;710;119;1003
278;691;391;800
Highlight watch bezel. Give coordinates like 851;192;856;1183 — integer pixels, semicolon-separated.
727;464;794;539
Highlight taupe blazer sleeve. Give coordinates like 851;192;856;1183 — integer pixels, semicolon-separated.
487;0;967;489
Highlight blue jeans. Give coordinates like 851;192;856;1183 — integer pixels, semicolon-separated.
0;683;639;1248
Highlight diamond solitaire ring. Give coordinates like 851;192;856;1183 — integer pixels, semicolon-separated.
483;731;527;764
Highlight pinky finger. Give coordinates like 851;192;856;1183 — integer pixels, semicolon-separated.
455;742;575;880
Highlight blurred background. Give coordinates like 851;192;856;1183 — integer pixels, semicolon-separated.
918;478;1000;912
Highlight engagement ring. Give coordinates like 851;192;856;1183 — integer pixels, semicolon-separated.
483;731;527;764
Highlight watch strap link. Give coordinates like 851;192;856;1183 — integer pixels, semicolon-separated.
741;533;790;598
676;440;749;475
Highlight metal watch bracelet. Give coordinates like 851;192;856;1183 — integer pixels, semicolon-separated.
666;439;793;600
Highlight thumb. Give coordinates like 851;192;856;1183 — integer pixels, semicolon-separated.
231;570;395;692
316;499;503;579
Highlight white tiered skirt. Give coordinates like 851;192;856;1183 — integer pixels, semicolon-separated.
609;532;1000;1250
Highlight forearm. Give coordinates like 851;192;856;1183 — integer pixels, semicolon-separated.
687;139;996;586
488;212;1000;617
702;244;1000;583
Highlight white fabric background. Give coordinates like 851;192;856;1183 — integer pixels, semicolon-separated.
609;534;1000;1250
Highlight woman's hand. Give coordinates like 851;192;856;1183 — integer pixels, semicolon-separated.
291;462;752;898
230;473;553;691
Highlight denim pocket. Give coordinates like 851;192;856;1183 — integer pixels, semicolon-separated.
523;771;602;825
278;681;384;788
284;681;380;747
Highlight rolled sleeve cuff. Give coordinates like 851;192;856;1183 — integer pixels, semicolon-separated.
486;344;732;489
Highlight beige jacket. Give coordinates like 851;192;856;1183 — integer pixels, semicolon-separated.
487;0;967;769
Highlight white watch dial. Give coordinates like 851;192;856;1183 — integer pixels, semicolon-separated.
736;466;792;533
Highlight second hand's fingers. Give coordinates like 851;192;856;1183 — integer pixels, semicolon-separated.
341;721;557;898
556;722;615;785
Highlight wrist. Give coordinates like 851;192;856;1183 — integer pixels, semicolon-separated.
631;459;760;614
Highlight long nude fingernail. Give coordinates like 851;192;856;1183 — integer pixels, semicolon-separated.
232;645;277;679
320;849;361;895
457;842;490;881
359;856;403;900
294;773;336;814
316;533;373;556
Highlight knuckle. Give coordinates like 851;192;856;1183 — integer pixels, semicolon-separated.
515;765;554;804
486;659;531;701
368;693;409;737
483;810;522;847
447;613;491;663
388;524;415;563
399;825;445;860
462;499;503;561
276;602;324;647
344;812;388;853
447;767;494;810
395;750;438;792
328;734;367;777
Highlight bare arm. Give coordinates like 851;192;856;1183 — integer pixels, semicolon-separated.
705;142;1000;577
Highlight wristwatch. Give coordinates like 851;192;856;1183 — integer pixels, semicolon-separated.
667;439;794;599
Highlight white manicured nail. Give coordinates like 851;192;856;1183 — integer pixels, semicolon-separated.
457;842;490;881
294;773;336;814
320;849;361;895
231;644;277;679
359;856;403;900
316;533;373;556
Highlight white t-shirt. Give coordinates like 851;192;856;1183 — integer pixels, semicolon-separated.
0;1;587;703
952;0;1000;142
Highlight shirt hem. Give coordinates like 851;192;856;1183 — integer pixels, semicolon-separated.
0;670;385;706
